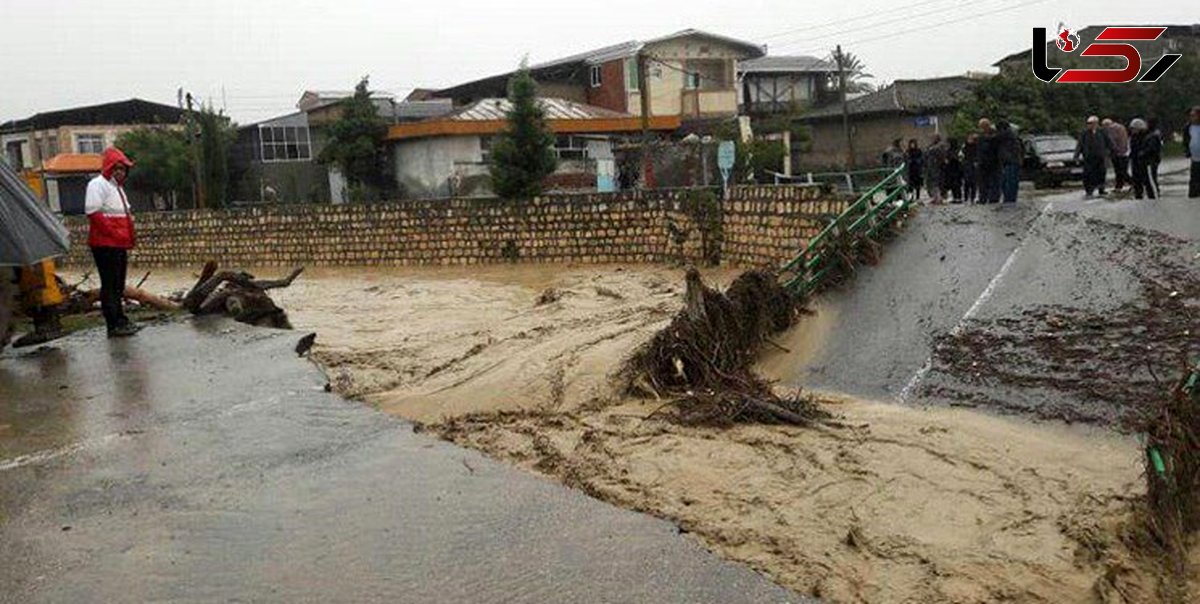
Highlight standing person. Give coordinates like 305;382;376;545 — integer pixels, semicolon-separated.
905;138;924;200
943;137;963;203
977;119;1001;204
1186;106;1200;199
923;134;948;205
85;147;140;338
1074;116;1112;198
1129;118;1162;200
881;138;905;169
1102;118;1131;192
996;121;1022;204
961;132;979;203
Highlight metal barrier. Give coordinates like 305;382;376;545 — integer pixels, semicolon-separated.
780;163;911;297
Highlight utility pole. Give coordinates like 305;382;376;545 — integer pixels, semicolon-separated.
637;51;653;189
185;92;207;209
835;45;856;170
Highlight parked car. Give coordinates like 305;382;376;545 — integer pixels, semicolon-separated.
1021;134;1083;188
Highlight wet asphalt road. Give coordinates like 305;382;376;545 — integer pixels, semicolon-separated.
0;319;804;603
785;164;1199;413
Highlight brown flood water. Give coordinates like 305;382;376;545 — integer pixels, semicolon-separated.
94;263;1197;603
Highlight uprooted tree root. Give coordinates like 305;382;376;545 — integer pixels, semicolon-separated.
180;261;304;329
1136;364;1200;600
622;267;829;427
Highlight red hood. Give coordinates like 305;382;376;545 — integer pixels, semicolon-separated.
101;147;134;179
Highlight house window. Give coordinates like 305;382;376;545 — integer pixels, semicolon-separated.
4;142;23;170
259;125;312;162
480;136;494;163
590;65;602;88
48;136;59;157
76;133;105;154
625;58;639;91
554;134;588;160
684;72;701;90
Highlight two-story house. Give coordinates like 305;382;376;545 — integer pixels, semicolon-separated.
434;29;766;121
738;55;838;115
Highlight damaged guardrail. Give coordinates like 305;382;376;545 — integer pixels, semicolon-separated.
780;163;912;297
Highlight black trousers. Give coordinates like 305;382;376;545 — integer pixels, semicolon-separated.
1190;161;1200;198
978;168;1001;203
1083;157;1107;195
1131;160;1159;199
1112;156;1130;190
91;247;129;331
962;169;977;202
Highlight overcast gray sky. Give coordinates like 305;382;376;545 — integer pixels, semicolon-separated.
0;0;1193;124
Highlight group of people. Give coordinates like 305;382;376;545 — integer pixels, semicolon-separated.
882;118;1021;205
1074;115;1164;200
883;106;1200;204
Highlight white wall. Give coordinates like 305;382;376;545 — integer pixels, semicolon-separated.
393;135;482;199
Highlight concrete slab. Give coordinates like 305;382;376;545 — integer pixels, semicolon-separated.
0;319;805;603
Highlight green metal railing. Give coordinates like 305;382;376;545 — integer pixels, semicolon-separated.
780;163;912;296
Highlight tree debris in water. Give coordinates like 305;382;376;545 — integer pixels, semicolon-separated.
1138;364;1200;599
622;267;827;427
180;261;303;329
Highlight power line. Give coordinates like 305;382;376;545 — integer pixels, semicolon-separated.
765;0;997;49
774;0;1049;57
759;0;957;41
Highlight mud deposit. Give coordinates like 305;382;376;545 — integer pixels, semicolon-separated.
434;397;1200;603
924;216;1200;429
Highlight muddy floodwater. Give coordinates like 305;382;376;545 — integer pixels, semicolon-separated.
87;257;1198;602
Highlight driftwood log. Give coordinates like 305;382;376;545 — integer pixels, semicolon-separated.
181;261;303;329
53;273;181;316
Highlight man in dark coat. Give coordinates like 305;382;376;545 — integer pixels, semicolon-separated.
961;133;979;203
906;139;924;200
976;119;1001;203
996;121;1022;204
1129;118;1162;200
943;137;963;203
924;134;948;204
881;138;905;169
1186;106;1200;199
1074;115;1112;197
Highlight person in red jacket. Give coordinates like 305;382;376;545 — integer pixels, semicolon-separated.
85;147;140;337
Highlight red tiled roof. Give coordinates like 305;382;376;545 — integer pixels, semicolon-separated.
42;153;102;174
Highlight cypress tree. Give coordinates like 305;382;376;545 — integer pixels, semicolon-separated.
489;62;558;199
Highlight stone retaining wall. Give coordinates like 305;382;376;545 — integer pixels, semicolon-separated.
60;185;847;270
